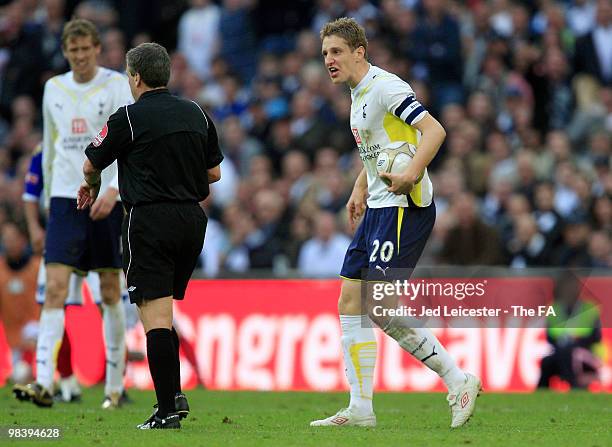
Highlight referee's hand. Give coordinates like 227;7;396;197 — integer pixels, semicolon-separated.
77;180;100;210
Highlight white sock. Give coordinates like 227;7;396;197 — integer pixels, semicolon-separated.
102;301;126;395
36;308;65;391
340;315;377;415
59;375;81;401
384;322;466;392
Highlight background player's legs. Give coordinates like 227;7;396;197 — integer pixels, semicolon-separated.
99;271;126;400
56;329;82;402
338;280;376;415
36;264;72;392
138;296;177;419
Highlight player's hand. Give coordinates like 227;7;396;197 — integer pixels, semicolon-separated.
379;171;417;195
89;187;118;220
346;187;367;231
28;225;45;255
77;180;100;211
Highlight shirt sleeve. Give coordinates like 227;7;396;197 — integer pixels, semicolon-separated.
377;76;428;126
22;151;43;202
85;105;133;171
203;110;224;169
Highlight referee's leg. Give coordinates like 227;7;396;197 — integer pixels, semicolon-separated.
137;297;179;425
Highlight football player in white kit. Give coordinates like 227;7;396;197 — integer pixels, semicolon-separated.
311;18;481;428
13;19;132;409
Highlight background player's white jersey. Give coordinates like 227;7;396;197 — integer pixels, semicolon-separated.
42;67;133;203
350;65;433;208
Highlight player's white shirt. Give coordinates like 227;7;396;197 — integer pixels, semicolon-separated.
42;67;133;203
350;64;434;208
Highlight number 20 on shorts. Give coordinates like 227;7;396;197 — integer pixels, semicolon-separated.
370;239;394;263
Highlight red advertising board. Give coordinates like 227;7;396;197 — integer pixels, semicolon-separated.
1;279;610;392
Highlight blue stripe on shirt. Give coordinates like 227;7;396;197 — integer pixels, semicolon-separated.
394;96;416;118
405;105;426;125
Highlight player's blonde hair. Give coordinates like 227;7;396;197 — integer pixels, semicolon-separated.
61;18;100;48
320;17;368;56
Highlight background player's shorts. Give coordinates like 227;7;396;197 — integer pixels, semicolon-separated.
340;201;436;281
45;197;122;272
123;202;207;304
36;260;102;305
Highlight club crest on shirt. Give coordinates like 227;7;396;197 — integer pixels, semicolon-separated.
92;124;108;147
72;118;87;134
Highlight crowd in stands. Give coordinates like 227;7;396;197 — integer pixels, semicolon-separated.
0;0;611;279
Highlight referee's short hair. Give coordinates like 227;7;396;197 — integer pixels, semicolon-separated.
126;43;171;88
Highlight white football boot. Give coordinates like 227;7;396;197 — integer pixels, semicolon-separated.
448;373;482;428
310;408;376;427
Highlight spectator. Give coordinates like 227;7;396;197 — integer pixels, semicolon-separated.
219;0;257;83
550;213;592;266
440;192;503;265
177;0;221;81
587;230;612;267
411;0;464;110
506;213;550;267
298;211;350;277
574;0;612;87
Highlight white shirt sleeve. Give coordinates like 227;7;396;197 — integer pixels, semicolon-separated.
377;76;427;125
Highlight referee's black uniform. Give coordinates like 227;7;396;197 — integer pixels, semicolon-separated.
85;88;223;304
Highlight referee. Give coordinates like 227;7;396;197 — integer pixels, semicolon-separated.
77;42;223;429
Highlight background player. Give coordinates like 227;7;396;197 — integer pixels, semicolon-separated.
13;19;132;409
22;147;134;405
311;18;481;429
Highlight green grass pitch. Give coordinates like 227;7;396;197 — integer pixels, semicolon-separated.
1;387;611;446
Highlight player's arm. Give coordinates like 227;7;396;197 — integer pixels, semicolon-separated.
404;114;446;182
377;78;446;195
202;109;223;184
346;168;367;231
78;106;132;210
22;152;45;254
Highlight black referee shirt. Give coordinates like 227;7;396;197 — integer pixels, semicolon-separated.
85;88;223;208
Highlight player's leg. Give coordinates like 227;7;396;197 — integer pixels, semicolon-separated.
56;328;82;402
14;198;87;406
55;273;87;403
90;202;127;409
13;264;72;406
364;205;481;428
99;270;126;408
311;212;377;427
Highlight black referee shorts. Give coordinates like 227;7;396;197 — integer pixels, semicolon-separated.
122;202;207;304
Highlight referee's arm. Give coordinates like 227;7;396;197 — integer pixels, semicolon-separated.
203;110;223;184
78;106;132;208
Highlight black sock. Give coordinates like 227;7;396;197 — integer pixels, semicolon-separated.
146;328;176;418
171;327;182;395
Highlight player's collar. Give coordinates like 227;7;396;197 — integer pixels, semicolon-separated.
351;64;375;93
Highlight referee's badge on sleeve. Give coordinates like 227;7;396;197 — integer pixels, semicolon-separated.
92;124;108;147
